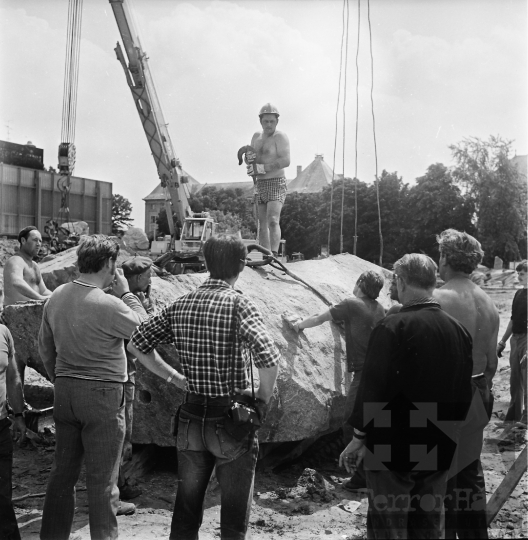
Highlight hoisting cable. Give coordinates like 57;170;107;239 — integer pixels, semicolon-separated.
339;0;350;254
352;0;361;255
367;0;383;266
327;0;348;254
58;0;84;230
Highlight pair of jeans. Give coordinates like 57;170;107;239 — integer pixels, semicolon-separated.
0;418;21;540
365;468;449;539
118;381;135;490
170;393;258;540
505;333;527;422
40;377;125;540
445;376;491;539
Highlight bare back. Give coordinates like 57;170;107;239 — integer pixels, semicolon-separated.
434;277;499;378
3;254;43;306
251;130;289;180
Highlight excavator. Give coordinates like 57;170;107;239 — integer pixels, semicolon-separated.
57;0;216;273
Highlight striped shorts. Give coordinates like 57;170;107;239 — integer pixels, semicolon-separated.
255;177;287;205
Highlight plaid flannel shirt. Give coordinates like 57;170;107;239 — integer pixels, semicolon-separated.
130;278;280;397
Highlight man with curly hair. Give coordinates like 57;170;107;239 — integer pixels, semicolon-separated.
435;229;499;539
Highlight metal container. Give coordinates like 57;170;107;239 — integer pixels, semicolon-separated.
0;163;112;237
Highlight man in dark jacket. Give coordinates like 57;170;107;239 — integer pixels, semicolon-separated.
340;253;473;539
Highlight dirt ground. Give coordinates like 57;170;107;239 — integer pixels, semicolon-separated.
10;288;528;539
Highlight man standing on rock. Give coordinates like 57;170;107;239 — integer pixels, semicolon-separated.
118;255;155;501
287;270;386;491
340;254;473;539
497;260;527;424
434;229;499;539
0;298;26;540
3;226;52;397
38;235;182;540
128;234;279;540
247;103;290;256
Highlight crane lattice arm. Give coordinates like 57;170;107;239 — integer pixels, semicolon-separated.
109;0;193;239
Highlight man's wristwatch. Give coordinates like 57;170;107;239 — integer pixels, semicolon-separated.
498;340;506;346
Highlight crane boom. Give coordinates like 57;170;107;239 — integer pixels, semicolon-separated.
108;0;193;241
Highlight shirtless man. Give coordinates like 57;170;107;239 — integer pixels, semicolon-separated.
3;226;52;391
247;103;290;255
434;229;499;540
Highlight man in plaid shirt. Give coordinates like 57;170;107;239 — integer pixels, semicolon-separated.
128;234;279;540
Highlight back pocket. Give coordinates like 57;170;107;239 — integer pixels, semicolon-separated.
216;423;250;461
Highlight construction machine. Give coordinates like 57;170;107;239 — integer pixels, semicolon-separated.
57;0;216;272
108;0;216;272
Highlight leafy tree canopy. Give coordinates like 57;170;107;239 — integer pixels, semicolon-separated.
112;194;133;234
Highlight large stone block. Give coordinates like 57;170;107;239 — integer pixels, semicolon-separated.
39;246;142;291
5;253;394;447
131;254;393;446
2;301;48;380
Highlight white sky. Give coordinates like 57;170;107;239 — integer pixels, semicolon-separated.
0;0;526;225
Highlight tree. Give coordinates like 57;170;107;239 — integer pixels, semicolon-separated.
450;136;527;265
407;163;476;259
112;194;133;233
281;192;323;258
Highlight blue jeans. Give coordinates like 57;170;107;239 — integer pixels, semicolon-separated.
40;378;125;540
170;393;258;540
0;418;21;540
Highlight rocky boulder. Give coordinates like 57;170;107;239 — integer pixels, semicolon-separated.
39;246;144;291
5;253;394;446
132;254;393;446
2;301;48;380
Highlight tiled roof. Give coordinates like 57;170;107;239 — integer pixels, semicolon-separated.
288;154;343;193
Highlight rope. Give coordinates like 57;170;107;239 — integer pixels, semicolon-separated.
61;0;83;147
352;0;361;255
327;0;348;254
339;0;350;254
367;0;383;266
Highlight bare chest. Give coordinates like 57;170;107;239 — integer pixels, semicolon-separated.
255;135;277;158
23;264;41;288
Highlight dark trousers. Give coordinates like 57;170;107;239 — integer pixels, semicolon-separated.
365;468;448;539
118;381;135;490
40;378;125;540
343;371;366;487
0;418;21;540
505;333;527;422
343;370;362;442
170;393;258;540
445;376;491;539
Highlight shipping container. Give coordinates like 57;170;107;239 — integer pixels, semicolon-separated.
0;163;112;237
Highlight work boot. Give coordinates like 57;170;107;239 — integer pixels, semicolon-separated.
117;501;136;516
120;483;143;501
